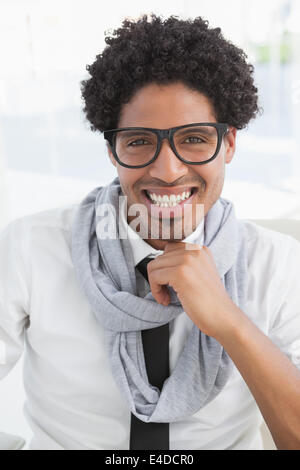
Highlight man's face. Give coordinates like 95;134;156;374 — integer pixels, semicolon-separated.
107;81;236;250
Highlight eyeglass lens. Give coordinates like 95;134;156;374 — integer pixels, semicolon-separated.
113;125;219;166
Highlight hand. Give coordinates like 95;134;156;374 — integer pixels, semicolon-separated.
147;241;238;339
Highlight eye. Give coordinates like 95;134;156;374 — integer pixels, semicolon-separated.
128;139;151;146
183;136;205;144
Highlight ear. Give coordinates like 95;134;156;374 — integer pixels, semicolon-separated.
224;127;237;164
106;142;117;167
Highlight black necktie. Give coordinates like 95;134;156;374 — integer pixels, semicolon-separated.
129;256;170;450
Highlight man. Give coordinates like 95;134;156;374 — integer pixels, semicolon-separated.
1;14;300;451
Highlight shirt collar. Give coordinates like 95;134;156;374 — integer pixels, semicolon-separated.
119;200;205;267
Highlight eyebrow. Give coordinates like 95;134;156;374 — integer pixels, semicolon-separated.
119;130;154;137
177;126;216;136
117;126;216;138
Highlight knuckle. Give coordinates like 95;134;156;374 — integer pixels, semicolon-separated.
178;263;189;277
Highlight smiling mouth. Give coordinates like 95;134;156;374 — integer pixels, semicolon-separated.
142;187;198;207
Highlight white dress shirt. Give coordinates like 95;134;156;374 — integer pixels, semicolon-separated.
0;199;300;450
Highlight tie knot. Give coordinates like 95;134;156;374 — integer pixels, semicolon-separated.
136;256;153;282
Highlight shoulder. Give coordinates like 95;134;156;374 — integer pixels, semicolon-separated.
241;218;300;261
0;204;80;262
2;203;79;235
14;203;79;231
241;219;300;297
0;205;80;301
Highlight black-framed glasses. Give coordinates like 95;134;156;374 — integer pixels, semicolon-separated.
103;122;229;169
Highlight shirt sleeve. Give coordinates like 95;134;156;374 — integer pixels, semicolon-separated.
0;217;30;381
268;235;300;371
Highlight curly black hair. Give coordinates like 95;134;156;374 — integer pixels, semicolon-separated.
81;13;261;133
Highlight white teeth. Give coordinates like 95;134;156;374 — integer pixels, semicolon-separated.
147;190;192;207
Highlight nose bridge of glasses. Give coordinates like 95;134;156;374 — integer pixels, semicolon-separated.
156;128;175;152
153;129;181;166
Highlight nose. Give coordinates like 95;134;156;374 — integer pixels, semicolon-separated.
148;138;188;182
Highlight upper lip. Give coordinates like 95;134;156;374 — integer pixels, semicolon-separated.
142;187;196;196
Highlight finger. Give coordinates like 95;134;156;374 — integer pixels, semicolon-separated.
148;266;174;305
163;241;185;253
147;253;184;273
164;241;203;253
183;242;203;252
148;247;204;274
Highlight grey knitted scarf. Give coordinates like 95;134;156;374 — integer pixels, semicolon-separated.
71;176;248;423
